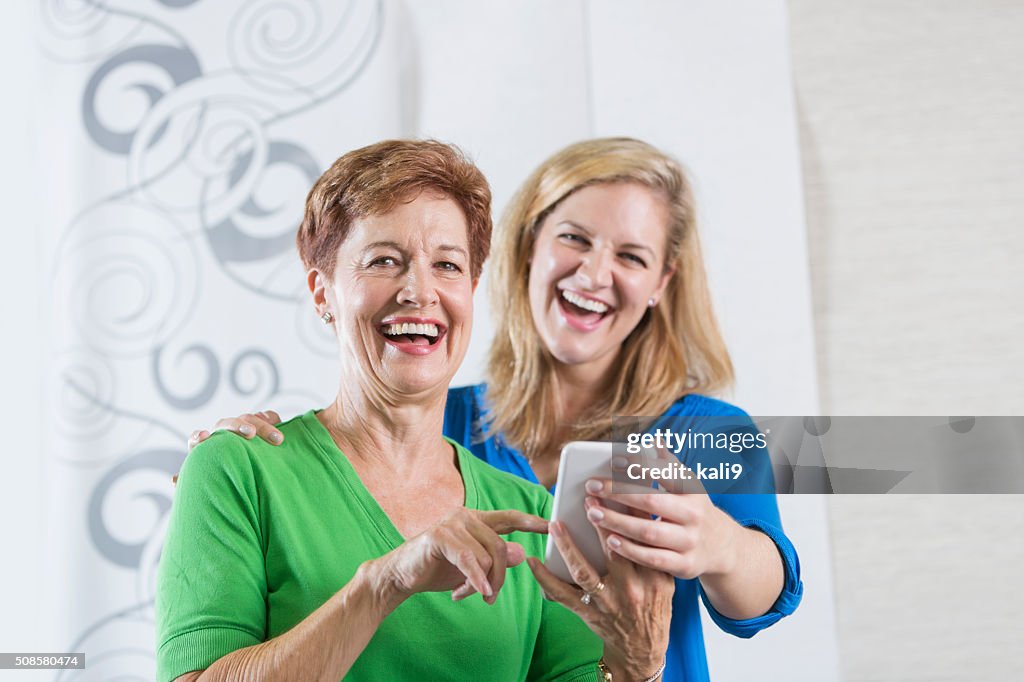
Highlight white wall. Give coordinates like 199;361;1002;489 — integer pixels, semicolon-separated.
790;0;1024;679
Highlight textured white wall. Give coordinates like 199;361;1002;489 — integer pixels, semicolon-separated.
790;1;1024;679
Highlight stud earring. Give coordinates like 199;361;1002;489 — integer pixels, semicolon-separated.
320;311;334;324
648;298;656;308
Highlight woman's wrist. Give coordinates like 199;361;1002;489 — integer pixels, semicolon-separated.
701;506;743;578
601;646;665;681
698;519;786;621
355;557;408;617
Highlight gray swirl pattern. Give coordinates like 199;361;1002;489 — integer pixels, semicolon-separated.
82;44;202;154
42;1;385;677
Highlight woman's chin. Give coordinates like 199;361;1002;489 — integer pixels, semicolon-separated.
545;322;631;368
548;342;609;368
379;365;454;397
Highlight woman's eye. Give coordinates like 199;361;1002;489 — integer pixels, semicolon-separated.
436;261;462;272
370;256;399;267
620;252;647;267
558;233;589;246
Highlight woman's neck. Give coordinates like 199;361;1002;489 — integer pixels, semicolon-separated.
523;357;615;473
552;356;615;424
319;381;451;474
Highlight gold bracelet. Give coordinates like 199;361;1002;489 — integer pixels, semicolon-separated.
641;658;667;682
597;657;667;682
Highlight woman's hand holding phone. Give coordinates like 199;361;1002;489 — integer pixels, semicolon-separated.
584;449;741;581
527;510;673;680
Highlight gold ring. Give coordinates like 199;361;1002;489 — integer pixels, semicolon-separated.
580;580;605;606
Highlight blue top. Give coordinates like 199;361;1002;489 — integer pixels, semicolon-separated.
444;384;803;682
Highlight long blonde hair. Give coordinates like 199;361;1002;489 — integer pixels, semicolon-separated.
484;138;734;458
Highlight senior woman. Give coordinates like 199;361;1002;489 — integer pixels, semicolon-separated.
191;138;803;681
157;140;668;682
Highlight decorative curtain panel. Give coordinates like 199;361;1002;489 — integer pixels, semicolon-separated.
40;2;396;677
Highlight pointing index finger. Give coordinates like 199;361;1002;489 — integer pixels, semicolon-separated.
477;510;549;535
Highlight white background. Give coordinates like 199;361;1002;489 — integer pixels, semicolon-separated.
792;1;1024;680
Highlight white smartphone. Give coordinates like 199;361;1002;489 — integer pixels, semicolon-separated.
544;441;629;584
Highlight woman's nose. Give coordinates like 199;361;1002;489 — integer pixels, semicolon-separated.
576;248;614;289
397;262;439;307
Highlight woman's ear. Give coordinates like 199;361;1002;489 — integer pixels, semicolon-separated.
308;268;327;309
650;265;677;307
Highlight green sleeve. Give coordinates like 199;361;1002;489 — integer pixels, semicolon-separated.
527;493;603;682
156;433;267;682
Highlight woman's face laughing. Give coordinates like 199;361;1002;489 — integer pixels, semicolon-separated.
312;191;476;398
527;182;674;379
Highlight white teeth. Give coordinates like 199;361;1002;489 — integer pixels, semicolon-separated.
561;290;609;314
382;322;439;337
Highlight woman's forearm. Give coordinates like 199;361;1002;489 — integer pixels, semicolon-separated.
698;517;784;621
193;558;404;682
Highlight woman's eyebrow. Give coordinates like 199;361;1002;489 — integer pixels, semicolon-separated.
559;220;655;257
437;244;469;257
362;240;404;252
557;219;593;236
620;242;656;257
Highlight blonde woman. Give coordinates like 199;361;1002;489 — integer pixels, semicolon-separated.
194;138;803;682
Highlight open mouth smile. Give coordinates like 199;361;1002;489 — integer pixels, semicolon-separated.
378;318;448;355
557;289;614;331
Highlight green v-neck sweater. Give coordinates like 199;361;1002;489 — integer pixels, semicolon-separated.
157;410;601;681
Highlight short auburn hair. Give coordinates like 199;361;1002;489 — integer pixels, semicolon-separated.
297;139;492;278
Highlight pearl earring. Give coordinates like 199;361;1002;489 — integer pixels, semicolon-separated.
648;298;656;307
320;311;334;324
